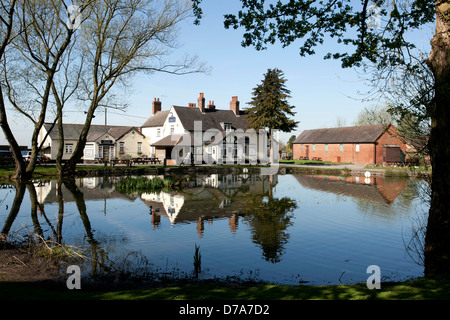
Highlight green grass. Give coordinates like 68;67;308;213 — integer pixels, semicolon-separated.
279;159;336;165
0;277;449;300
0;164;165;181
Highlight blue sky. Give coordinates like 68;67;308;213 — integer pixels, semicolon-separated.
1;0;433;147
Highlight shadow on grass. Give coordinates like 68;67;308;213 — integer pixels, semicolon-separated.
1;278;450;300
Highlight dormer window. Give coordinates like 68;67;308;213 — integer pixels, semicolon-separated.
224;123;232;131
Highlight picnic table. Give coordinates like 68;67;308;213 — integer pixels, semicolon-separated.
311;157;322;161
110;158;133;167
132;157;162;165
298;156;308;160
109;157;162;167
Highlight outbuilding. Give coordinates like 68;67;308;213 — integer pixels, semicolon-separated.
292;124;406;166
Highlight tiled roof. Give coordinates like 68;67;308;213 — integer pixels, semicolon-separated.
43;123;142;141
293;124;390;144
141;106;249;132
151;134;202;147
141;110;170;127
172;106;249;132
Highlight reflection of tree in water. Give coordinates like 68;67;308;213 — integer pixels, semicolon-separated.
403;178;431;268
242;195;297;263
1;181;26;237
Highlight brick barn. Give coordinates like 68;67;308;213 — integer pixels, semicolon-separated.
292;124;406;166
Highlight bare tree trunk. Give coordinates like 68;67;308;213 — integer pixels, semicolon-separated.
0;0;27;180
0;88;27;180
424;0;450;277
63;100;97;175
51;83;65;177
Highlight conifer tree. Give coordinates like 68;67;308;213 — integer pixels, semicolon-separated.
246;68;298;133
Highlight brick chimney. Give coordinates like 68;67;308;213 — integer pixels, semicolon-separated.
188;103;196;108
152;98;161;115
198;93;205;113
230;96;239;115
207;100;216;111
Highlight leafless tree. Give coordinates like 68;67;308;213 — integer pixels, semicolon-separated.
0;0;89;180
0;0;22;178
63;0;208;174
335;116;347;127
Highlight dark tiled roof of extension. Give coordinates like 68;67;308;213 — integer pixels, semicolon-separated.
293;124;391;144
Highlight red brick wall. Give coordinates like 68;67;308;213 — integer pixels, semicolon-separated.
293;142;376;165
375;125;407;164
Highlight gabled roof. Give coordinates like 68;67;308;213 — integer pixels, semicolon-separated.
141;110;170;128
172;106;249;132
43;123;143;141
141;106;250;132
293;124;391;144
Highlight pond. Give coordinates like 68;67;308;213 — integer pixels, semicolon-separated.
0;172;429;286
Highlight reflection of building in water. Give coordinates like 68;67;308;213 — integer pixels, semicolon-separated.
33;174;278;237
140;174;277;236
34;176;138;205
294;175;407;204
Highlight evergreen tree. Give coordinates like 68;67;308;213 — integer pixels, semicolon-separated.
246;68;298;133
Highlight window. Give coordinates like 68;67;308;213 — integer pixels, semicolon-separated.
356;144;360;152
137;142;142;153
119;142;125;153
170;125;175;134
65;143;73;154
340;144;344;152
157;128;161;137
224;123;232;131
325;144;328;152
312;144;315;151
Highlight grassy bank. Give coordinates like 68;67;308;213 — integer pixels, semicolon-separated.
0;164;166;181
0;163;346;182
364;165;432;177
0;277;449;300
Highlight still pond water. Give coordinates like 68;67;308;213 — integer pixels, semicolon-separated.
0;173;428;286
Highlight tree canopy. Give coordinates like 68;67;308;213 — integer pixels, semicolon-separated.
246;68;298;133
192;0;435;68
